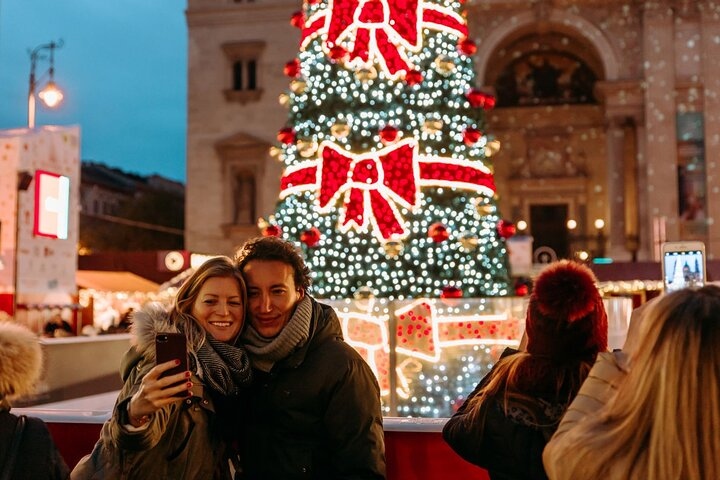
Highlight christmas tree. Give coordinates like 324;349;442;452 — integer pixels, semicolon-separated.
267;0;512;299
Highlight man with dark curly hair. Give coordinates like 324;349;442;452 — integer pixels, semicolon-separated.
234;236;386;479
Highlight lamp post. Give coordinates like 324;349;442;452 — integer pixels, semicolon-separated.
28;40;64;128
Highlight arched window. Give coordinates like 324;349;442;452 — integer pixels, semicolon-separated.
494;52;597;107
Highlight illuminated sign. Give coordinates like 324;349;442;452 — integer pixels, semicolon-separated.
33;170;70;239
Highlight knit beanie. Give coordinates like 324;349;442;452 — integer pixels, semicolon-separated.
525;260;608;361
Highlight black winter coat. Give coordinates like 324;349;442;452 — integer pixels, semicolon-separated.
0;408;69;480
240;298;386;480
442;349;566;480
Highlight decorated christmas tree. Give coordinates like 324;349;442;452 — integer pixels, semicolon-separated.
266;0;513;299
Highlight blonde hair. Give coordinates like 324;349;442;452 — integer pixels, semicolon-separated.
551;286;720;480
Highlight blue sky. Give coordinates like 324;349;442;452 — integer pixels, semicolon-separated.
0;0;188;182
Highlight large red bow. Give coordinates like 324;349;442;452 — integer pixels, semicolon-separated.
325;0;420;76
318;139;419;240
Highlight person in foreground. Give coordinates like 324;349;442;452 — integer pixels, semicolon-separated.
543;285;720;480
0;321;69;479
72;256;252;479
443;260;607;480
234;236;386;479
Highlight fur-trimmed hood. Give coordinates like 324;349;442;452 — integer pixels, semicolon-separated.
0;321;43;399
129;302;181;362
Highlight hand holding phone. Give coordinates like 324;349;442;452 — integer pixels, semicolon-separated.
155;333;189;397
661;241;706;292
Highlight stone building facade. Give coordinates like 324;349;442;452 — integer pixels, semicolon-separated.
186;0;720;262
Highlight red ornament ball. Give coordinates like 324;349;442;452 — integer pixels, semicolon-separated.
428;222;450;243
463;127;482;145
441;285;463;299
283;59;301;78
290;11;304;28
405;69;423;86
497;219;517;239
300;227;321;247
277;127;296;145
466;89;487;108
379;125;398;143
328;45;347;61
262;224;282;237
483;94;497;110
515;283;529;297
458;38;477;55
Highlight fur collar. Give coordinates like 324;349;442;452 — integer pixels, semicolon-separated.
0;322;43;399
130;302;181;361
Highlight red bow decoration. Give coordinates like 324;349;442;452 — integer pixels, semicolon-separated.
325;0;420;76
280;141;496;242
318;139;419;240
301;0;468;79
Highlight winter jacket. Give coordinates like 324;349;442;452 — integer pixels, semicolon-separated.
0;320;69;479
0;404;69;480
443;348;568;480
542;351;627;480
240;298;386;479
72;305;238;480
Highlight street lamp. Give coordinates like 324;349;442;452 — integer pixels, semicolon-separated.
28;40;64;128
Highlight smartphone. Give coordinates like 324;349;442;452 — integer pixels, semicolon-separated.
155;333;189;396
661;241;706;292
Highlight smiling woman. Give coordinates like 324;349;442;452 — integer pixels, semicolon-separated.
72;256;252;479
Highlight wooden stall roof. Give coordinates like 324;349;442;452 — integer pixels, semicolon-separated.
76;270;160;292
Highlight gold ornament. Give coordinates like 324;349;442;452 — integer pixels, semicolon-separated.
458;232;479;251
290;79;307;94
434;55;455;75
355;66;378;82
269;146;282;159
297;140;318;158
278;93;290;107
476;204;495;215
422;119;443;134
382;240;403;258
485;139;501;157
353;286;375;301
353;285;376;310
331;121;350;138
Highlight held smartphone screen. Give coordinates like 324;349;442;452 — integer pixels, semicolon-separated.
662;246;705;292
155;333;189;397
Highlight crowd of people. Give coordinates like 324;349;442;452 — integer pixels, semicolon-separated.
1;237;718;479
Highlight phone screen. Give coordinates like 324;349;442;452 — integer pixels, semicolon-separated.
663;249;705;292
155;333;189;395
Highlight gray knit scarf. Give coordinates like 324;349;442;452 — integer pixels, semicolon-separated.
241;296;313;372
195;335;252;396
178;319;252;397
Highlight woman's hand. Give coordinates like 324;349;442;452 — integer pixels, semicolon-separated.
127;360;192;427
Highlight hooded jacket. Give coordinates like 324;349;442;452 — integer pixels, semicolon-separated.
72;304;237;480
0;321;69;480
240;298;386;479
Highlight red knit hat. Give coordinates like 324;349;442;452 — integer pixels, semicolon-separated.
525;260;608;360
